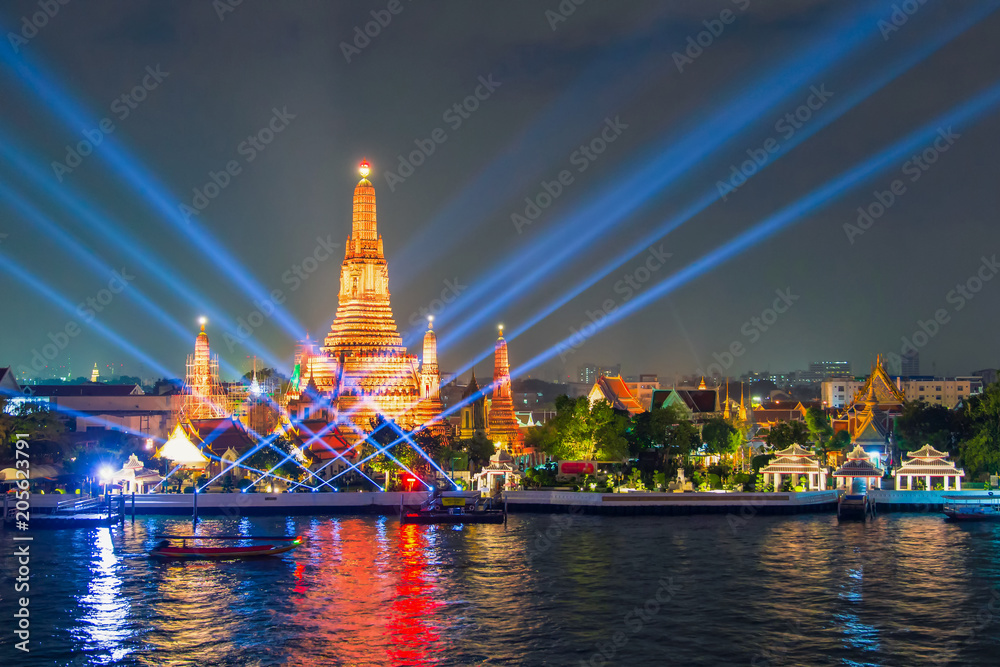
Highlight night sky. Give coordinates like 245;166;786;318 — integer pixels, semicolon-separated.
2;0;999;384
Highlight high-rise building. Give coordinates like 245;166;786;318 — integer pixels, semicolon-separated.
809;361;852;376
578;363;621;384
901;351;920;377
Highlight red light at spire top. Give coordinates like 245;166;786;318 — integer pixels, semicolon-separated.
359;159;371;178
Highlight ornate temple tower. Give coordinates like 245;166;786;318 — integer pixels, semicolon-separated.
319;161;422;438
416;316;446;434
487;325;524;454
459;369;488;440
182;318;227;420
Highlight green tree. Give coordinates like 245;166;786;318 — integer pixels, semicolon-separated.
788;421;810;445
959;383;1000;475
896;400;965;454
701;417;737;456
243;436;307;482
805;407;833;446
664;420;700;464
537;396;629;461
0;401;67;463
629;403;686;453
763;422;794;449
460;432;496;474
829;429;851;454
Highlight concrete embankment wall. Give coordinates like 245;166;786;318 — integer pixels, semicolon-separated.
868;489;986;512
18;489;983;518
130;491;430;516
505;490;840;516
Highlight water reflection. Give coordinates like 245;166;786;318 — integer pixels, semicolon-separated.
13;514;1000;665
76;527;131;664
387;524;442;665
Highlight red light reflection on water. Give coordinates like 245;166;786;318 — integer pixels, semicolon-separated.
386;523;443;666
282;519;443;666
292;561;306;595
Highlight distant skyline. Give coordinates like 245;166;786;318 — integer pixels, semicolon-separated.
3;2;1000;384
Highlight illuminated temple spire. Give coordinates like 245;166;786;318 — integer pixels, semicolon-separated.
183;318;226;420
416;316;445;434
317;161;424;438
487;325;524;454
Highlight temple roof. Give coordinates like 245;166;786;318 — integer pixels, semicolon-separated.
188;417;256;456
654;388;717;414
156;424;208;465
849;355;906;407
590;375;645;416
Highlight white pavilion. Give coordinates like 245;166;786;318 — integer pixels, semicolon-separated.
110;454;163;494
832;444;884;492
760;444;828;491
894;444;964;491
472;447;521;494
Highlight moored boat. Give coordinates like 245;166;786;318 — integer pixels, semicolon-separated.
400;490;506;525
943;493;1000;521
149;535;302;559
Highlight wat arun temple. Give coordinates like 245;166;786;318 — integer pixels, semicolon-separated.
176;161;524;462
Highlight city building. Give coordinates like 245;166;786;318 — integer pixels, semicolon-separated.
578;363;621;385
810;360;852;376
901;350;920;377
973;368;998;387
794;360;852;383
21;382;178;443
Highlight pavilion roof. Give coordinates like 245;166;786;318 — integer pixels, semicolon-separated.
760;457;825;474
773;444;816;458
895;461;965;476
832;458;882;477
906;444;950;460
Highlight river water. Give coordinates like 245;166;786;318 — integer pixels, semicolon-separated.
2;513;999;666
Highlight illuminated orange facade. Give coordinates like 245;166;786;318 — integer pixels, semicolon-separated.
181;319;227;420
291;162;444;441
486;326;524;454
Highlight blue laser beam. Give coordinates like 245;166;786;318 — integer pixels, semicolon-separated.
0;253;174;378
0;129;284;373
428;1;900;350
516;79;1000;375
503;1;999;347
0;44;304;342
0;181;195;344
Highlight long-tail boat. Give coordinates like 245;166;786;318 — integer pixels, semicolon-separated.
149;535;302;559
